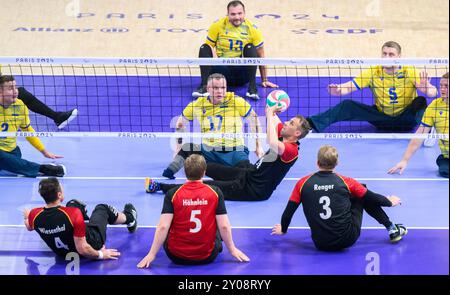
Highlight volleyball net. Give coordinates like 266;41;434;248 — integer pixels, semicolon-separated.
0;57;448;142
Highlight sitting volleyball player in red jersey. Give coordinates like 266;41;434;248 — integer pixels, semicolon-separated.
146;105;311;201
0;75;66;177
272;145;407;251
24;178;138;260
138;154;249;267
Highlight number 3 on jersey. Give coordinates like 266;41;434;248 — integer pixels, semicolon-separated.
319;196;332;220
189;210;202;233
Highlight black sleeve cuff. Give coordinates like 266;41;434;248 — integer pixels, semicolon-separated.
281;201;300;233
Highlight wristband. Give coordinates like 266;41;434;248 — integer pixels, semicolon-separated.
97;250;104;260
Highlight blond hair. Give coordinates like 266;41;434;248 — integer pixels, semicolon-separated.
317;145;338;170
184;154;207;180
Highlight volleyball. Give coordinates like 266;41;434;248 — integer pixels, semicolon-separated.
266;90;290;112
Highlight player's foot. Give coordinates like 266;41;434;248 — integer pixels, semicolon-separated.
192;85;208;98
423;127;437;147
306;117;318;132
39;164;66;177
123;203;138;233
145;177;160;193
162;168;176;180
246;85;260;100
389;224;408;243
55;109;78;129
66;199;89;221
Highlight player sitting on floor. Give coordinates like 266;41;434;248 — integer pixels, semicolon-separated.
307;41;437;133
138;154;249;267
192;0;278;100
146;105;310;201
1;65;78;129
388;72;449;178
24;178;138;260
272;145;407;251
162;73;264;180
0;75;66;177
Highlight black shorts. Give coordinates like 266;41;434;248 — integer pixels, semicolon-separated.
163;231;222;265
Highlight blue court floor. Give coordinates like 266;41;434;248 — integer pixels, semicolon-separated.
0;137;448;275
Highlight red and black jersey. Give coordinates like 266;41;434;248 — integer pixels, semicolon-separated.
28;206;86;257
162;181;227;261
248;123;299;199
289;171;367;247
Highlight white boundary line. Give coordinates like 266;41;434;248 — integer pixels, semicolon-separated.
0;224;447;230
0;176;448;181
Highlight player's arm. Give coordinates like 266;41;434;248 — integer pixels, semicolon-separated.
328;80;358;96
174;115;189;155
216;214;249;262
362;190;402;207
74;236;120;260
272;201;300;235
21;124;63;159
414;71;438;98
344;176;402;207
256;46;278;88
23;209;33;231
137;213;173;268
266;105;285;155
272;179;303;235
388;125;432;175
247;110;264;157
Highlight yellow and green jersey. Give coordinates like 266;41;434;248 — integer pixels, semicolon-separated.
421;97;449;158
182;92;252;147
205;17;264;58
353;66;421;116
0;99;44;152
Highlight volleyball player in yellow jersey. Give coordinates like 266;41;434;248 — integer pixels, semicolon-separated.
0;65;77;129
0;75;66;177
162;73;264;179
389;73;449;178
307;41;438;132
192;0;278;100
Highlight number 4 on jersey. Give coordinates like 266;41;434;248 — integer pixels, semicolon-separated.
54;237;69;250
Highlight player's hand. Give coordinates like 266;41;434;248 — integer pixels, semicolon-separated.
41;149;64;159
230;248;250;262
388;160;408;175
137;253;156;268
271;224;284;235
262;80;279;88
387;195;402;207
415;71;431;93
265;105;283;115
328;84;342;96
102;248;121;260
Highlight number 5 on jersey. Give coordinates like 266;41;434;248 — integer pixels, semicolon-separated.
190;210;202;233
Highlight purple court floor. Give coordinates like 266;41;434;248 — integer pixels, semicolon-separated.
0;75;448;275
0;137;448;275
0;227;447;275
